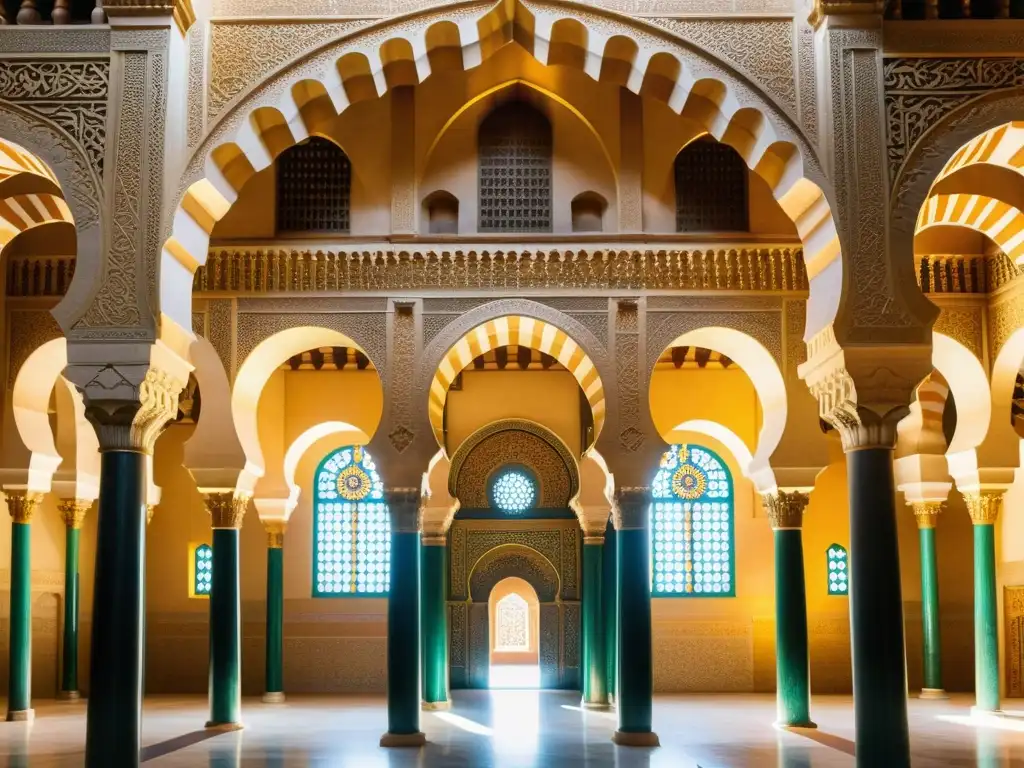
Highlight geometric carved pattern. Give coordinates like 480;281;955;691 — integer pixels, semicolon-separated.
469;545;559;603
1007;585;1024;698
449;420;579;509
478;102;552;233
885;57;1024;187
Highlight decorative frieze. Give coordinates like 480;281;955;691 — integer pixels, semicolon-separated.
196;245;807;294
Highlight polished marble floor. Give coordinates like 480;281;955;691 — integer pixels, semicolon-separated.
0;691;1022;767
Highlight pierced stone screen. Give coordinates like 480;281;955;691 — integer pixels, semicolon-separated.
478;102;553;233
674;138;749;233
276;137;351;233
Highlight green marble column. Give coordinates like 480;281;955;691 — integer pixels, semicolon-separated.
582;534;608;708
421;534;449;710
58;499;91;700
844;430;910;768
205;493;248;730
381;489;426;747
5;491;41;722
603;522;617;704
966;492;1002;714
86;448;148;767
763;490;815;728
912;502;946;699
262;522;286;704
611;488;659;747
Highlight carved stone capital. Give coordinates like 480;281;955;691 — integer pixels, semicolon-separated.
964;491;1002;526
911;501;943;530
612;487;652;531
67;363;185;454
264;521;287;549
205;492;250;530
762;490;810;530
146;503;156;525
5;491;43;524
386;488;422;534
58;498;92;530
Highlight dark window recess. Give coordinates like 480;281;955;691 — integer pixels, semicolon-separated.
276;137;351;233
674;138;749;233
478;102;553;233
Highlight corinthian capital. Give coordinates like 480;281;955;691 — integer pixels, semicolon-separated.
964;491;1002;526
762;489;810;530
58;498;92;529
204;492;250;530
612;487;652;531
386;488;422;533
910;501;943;530
65;344;190;454
4;490;43;524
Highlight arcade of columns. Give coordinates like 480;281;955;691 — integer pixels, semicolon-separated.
2;1;1024;767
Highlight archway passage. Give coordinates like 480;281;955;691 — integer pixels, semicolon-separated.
488;577;541;689
431;315;605;453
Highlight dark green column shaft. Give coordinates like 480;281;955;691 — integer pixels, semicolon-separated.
846;444;910;768
59;500;89;698
381;490;424;746
86;449;148;767
612;489;658;746
915;508;944;696
603;523;617;702
421;539;448;707
6;492;38;721
972;507;1000;712
209;524;242;727
772;526;813;727
582;538;607;706
264;530;284;700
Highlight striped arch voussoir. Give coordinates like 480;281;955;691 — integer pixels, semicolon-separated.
917;192;1024;263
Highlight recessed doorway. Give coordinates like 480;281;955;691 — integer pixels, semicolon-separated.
488;576;540;689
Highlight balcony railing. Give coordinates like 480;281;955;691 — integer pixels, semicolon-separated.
916;253;1023;294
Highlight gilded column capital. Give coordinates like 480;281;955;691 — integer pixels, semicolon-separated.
58;499;92;529
69;364;185;454
146;504;156;525
762;490;810;530
386;488;422;534
612;487;652;531
911;501;943;530
964;491;1002;526
205;492;250;530
264;521;287;549
5;491;43;524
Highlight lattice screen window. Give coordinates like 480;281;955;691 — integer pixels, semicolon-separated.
827;544;849;595
478;102;553;233
192;543;212;597
276;137;352;233
674;138;749;233
495;593;530;651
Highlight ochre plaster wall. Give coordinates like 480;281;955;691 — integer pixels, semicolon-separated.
446;369;582;457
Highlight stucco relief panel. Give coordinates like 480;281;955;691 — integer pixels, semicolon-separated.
7;310;63;387
932;303;985;362
453;430;573;509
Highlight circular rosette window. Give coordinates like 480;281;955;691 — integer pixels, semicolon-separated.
336;464;373;502
671;463;707;500
490;468;538;514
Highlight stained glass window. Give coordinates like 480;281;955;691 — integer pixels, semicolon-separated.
651;444;735;597
490;468;537;514
827;544;849;595
313;445;390;597
495;593;529;651
193;543;212;597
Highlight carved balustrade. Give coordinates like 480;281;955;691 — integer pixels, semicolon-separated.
0;0;194;28
193;243;809;294
916;253;1024;295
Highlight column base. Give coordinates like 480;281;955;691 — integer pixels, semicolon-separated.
57;690;82;701
612;730;660;747
380;731;426;747
6;710;34;723
205;721;244;732
262;692;286;704
971;707;1024;721
775;720;817;730
581;699;612;711
421;700;451;711
918;688;948;700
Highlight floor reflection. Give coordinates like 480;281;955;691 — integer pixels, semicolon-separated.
488;664;541;689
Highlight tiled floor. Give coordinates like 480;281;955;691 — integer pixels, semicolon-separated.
1;692;1022;767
